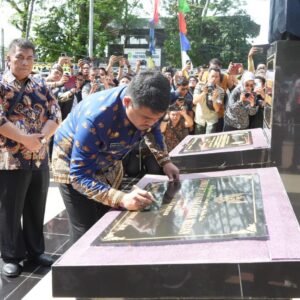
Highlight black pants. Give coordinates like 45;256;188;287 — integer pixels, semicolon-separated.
0;169;50;263
59;183;111;245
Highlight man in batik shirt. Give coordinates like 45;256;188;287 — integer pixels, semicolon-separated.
52;70;180;244
0;39;61;277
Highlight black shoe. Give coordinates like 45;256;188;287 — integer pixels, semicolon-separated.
2;263;21;277
31;254;54;267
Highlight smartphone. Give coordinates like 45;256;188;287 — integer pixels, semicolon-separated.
64;75;76;89
255;47;264;54
231;63;243;75
123;53;128;59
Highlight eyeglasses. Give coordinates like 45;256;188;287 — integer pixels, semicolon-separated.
179;87;189;91
76;78;84;81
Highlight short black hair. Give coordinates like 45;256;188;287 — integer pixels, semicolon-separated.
126;70;170;113
208;67;221;76
255;75;266;85
120;74;132;81
209;58;222;68
8;38;35;54
99;67;107;75
189;76;198;82
176;76;189;86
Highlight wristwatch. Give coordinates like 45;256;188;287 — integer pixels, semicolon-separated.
40;137;47;145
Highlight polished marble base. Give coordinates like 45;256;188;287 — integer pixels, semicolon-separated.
52;167;300;299
169;128;270;172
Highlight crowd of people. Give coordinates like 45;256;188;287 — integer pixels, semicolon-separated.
0;37;268;278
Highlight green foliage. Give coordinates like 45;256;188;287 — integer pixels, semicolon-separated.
32;0;144;62
4;0;42;37
163;0;260;68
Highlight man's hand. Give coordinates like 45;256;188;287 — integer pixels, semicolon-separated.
211;89;219;101
163;162;180;181
21;133;45;152
241;93;255;107
248;47;260;58
119;185;155;211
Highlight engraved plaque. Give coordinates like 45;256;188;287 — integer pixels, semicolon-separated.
179;131;253;154
92;174;268;246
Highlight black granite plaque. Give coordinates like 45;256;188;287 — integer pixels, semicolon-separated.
92;174;268;246
179;131;253;154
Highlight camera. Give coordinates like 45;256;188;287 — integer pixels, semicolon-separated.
169;103;183;112
207;83;215;94
140;60;147;66
243;91;256;98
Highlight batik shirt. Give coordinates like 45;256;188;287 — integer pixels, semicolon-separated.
52;86;171;207
0;71;61;170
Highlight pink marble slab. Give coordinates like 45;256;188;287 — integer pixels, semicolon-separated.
56;167;300;267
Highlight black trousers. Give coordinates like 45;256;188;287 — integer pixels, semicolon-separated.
59;183;111;245
0;169;50;263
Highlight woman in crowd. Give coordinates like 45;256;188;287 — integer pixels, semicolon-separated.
160;106;194;152
224;72;258;131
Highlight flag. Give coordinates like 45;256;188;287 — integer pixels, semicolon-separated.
148;0;160;55
153;0;160;24
178;0;190;13
181;50;192;72
147;56;155;69
178;0;192;69
179;32;190;51
149;22;155;54
178;12;187;35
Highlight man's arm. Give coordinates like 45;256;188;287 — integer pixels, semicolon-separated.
41;120;59;140
180;109;194;128
0;122;44;152
0;83;44;152
144;124;180;180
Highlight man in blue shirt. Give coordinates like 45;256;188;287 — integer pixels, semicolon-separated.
52;70;180;243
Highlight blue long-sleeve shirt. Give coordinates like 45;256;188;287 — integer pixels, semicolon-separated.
52;86;170;207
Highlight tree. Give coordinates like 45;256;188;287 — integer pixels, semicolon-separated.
162;0;260;68
32;0;144;62
2;0;41;38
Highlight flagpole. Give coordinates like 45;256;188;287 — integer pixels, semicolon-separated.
88;0;94;59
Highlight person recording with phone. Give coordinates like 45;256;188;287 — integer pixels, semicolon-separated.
82;67;106;99
249;76;266;128
193;67;225;134
170;76;194;132
224;72;258;131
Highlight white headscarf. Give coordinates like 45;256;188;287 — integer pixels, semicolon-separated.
241;71;255;87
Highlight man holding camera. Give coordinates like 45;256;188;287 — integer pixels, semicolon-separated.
193;67;225;134
224;72;258;131
0;38;61;277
